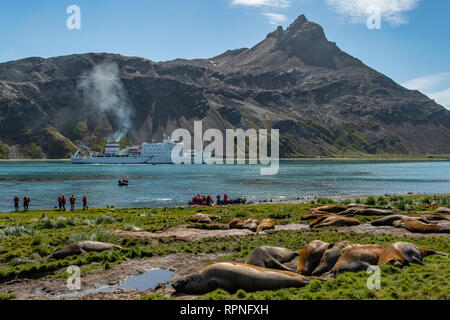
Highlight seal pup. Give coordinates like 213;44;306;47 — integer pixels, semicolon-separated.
187;213;212;224
245;246;299;272
379;242;447;267
51;241;122;259
172;262;314;294
393;220;450;233
297;240;333;275
330;245;384;275
256;219;275;232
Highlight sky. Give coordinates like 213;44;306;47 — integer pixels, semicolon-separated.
0;0;449;109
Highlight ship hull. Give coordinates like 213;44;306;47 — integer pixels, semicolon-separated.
71;153;211;164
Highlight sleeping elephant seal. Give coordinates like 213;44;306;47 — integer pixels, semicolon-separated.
371;215;429;226
330;245;384;275
172;262;314;294
301;211;335;221
51;241;122;259
256;219;275;232
187;213;212;224
393;220;450;233
311;241;361;276
298;240;333;275
436;207;450;214
310;216;360;228
314;205;347;213
245;246;299;272
420;214;450;221
379;242;447;268
340;208;393;216
229;218;245;229
244;219;260;232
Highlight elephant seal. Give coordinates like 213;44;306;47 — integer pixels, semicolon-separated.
172;262;314;294
346;203;367;208
420;214;450;221
229;218;245;229
436;207;450;214
331;245;384;275
311;241;361;276
309;216;360;228
256;219;275;232
340;208;393;216
393;220;450;233
298;240;333;275
244;219;260;232
379;242;447;267
51;241;122;259
370;215;429;226
187;213;212;224
301;211;335;221
245;246;299;271
314;205;347;213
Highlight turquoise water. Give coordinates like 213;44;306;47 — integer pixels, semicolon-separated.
0;160;449;212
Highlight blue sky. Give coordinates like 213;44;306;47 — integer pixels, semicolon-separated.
1;0;449;108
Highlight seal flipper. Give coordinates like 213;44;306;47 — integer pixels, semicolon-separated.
411;257;424;265
269;257;296;272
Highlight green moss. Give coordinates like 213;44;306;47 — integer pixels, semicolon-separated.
0;140;9;159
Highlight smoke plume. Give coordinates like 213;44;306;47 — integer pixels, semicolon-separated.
78;62;133;142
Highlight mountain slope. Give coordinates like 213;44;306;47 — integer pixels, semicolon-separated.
0;14;449;159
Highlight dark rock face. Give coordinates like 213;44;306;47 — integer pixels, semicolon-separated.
0;15;449;158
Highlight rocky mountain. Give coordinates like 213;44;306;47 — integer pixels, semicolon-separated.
0;14;449;159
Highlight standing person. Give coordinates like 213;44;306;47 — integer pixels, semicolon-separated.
83;195;88;210
26;196;31;211
216;194;221;204
58;195;62;211
69;195;76;211
61;195;66;211
224;194;228;203
13;196;19;212
23;196;29;212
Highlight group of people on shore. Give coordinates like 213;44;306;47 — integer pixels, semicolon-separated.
12;194;88;212
13;196;30;212
191;193;228;206
57;194;88;211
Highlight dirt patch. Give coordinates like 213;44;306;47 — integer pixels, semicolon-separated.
114;224;310;242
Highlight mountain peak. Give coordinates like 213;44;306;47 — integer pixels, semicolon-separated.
288;14;308;29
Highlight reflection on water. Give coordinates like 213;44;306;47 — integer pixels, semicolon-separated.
0;160;449;211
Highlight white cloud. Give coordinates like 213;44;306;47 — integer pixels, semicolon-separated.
326;0;420;26
402;73;450;109
263;12;288;25
231;0;291;8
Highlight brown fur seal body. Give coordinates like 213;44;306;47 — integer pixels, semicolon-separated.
51;241;122;259
245;246;299;271
420;214;450;221
187;213;212;224
298;240;333;275
310;216;360;228
371;215;429;226
244;219;260;232
315;205;347;213
311;241;361;276
340;208;393;216
393;220;450;233
229;218;245;229
301;211;335;221
331;245;384;275
256;219;275;232
172;262;313;294
379;242;446;267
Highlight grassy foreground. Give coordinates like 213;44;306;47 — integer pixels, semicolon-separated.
0;194;449;300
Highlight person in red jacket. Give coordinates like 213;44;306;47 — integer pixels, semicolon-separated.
223;194;228;203
58;195;62;210
83;195;88;210
23;196;30;212
69;195;76;211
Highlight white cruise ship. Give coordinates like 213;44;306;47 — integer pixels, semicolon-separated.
71;139;211;164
